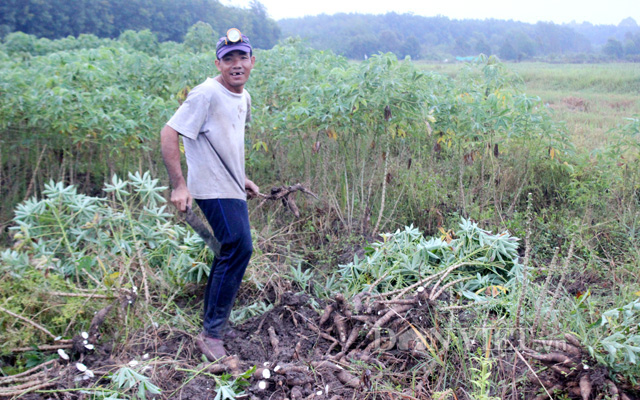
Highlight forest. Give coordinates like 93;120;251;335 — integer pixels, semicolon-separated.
2;0;639;61
0;0;280;49
279;13;640;61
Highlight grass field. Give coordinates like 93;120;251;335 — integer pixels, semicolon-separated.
418;62;640;152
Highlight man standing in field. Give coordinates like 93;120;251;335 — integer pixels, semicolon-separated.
160;28;259;361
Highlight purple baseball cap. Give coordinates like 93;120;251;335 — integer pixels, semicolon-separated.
216;30;252;59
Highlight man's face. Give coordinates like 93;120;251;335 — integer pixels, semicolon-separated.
215;50;255;94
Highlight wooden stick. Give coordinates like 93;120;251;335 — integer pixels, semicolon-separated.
255;183;318;201
49;291;111;299
441;302;488;311
531;247;560;335
431;276;472;301
364;304;413;341
373;142;390;236
515;193;533;330
429;263;468;300
0;306;56;339
373;261;473;300
367;270;391;294
23;144;48;202
379;298;418;306
0;371;45;385
10;344;72;353
304;319;340;345
543;239;575;334
0;378;56;392
0;380;57;397
0;360;56;384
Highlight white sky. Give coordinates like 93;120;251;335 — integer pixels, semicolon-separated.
224;0;638;26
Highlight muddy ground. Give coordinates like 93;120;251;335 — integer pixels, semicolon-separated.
1;288;639;400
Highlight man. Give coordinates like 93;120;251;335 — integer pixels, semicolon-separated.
160;28;259;361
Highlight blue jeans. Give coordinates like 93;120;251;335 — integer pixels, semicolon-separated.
196;198;253;339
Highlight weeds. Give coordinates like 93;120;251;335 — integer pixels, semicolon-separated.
591;298;640;382
469;350;500;400
111;366;162;400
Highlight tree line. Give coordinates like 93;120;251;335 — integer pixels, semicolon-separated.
0;0;280;49
2;1;639;61
279;13;640;61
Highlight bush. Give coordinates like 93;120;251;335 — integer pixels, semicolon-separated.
118;29;159;54
3;31;36;54
184;21;217;53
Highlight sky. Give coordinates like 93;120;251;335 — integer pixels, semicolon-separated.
223;0;638;26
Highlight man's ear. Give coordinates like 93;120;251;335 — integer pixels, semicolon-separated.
215;59;222;72
251;55;256;66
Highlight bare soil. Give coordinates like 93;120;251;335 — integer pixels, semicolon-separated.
2;290;639;400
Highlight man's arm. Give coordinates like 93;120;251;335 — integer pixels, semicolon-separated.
160;125;192;212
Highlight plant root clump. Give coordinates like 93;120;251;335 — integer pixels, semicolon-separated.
0;273;461;399
524;333;634;400
220;278;451;399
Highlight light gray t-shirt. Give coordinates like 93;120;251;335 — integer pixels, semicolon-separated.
167;78;251;200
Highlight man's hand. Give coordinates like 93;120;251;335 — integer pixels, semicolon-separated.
171;185;193;212
245;178;260;199
161;125;192;212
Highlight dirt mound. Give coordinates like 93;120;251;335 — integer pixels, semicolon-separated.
225;292;351;399
5;289;638;399
562;96;589;111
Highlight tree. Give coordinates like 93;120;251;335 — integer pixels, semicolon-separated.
498;40;517;60
3;31;36;54
453;37;470;56
118;29;159;54
184;21;217;53
474;38;492;56
378;30;401;55
603;38;624;58
244;0;280;49
400;35;421;59
512;31;536;59
345;33;379;59
622;32;640;56
0;0;280;47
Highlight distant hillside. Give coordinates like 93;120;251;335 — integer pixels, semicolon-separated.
567;17;639;45
279;13;640;61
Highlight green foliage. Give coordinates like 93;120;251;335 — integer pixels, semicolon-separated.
588;299;640;381
287;262;314;292
0;27;638;399
111;366;162;400
184;22;217;53
0;270;98;351
332;219;520;297
0;36;211;227
469;349;501;400
603;38;625;59
118;30;159;55
3;31;37;54
249;44;573;242
212;366;254;400
229;301;273;325
9;173;210;285
0;0;280;46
